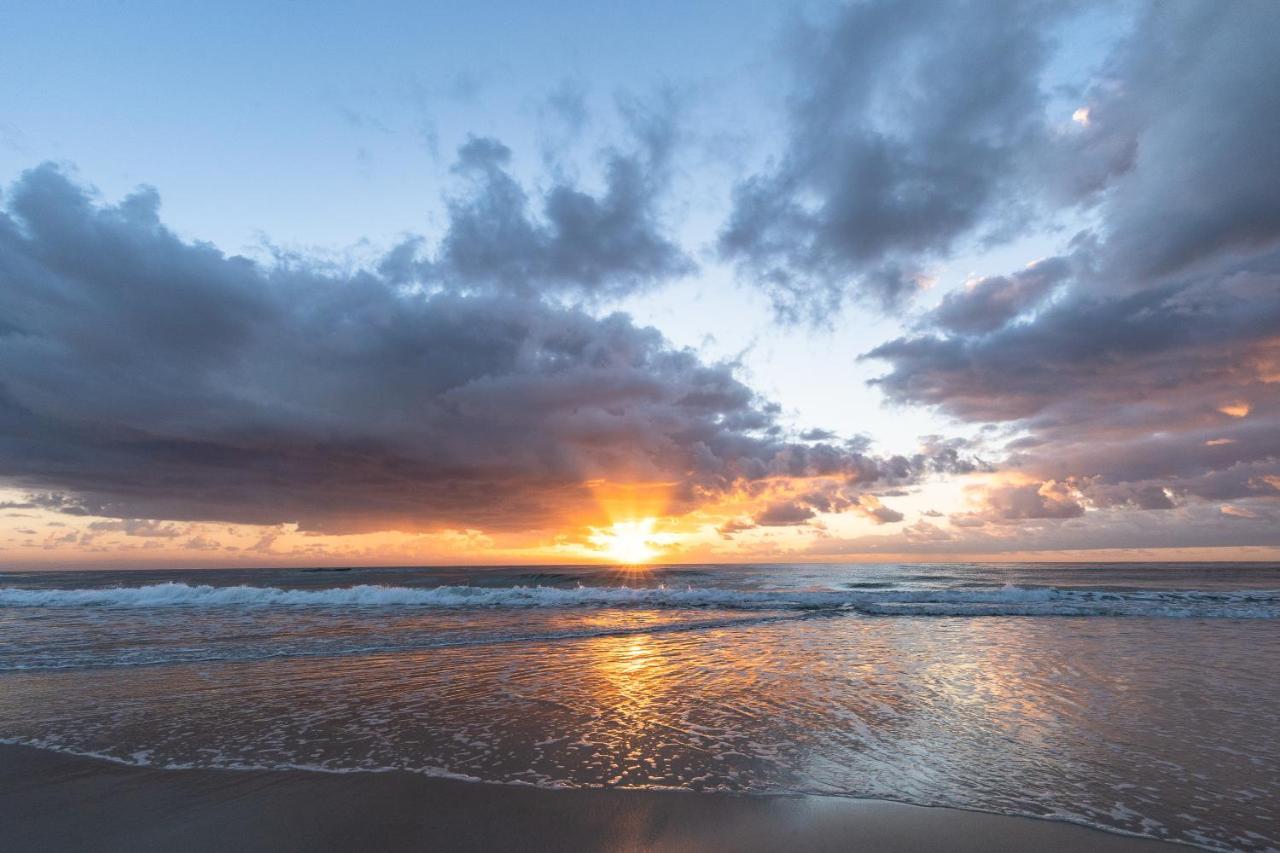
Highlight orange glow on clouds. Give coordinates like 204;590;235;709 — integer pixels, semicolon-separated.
1218;400;1251;418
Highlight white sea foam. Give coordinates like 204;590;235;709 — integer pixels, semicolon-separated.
0;581;1276;617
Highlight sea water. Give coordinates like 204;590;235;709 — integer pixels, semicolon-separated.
1;562;1276;850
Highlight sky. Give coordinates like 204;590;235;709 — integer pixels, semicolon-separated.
1;0;1278;568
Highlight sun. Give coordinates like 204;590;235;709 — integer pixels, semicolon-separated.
596;519;659;565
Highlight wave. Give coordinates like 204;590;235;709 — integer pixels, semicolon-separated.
1;581;1278;617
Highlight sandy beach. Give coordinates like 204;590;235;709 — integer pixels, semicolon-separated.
0;744;1182;852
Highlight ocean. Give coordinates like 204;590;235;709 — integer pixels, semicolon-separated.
1;562;1276;851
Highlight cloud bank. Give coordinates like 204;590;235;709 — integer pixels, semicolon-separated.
0;162;956;536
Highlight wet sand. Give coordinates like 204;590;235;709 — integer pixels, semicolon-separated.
0;744;1181;852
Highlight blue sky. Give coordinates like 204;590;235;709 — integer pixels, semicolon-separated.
2;2;778;247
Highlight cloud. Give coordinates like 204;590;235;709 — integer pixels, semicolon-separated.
1219;504;1274;522
740;485;906;529
867;256;1280;516
0;165;962;535
721;1;1280;328
1063;2;1280;285
953;481;1085;526
752;501;816;527
861;3;1280;541
902;520;951;543
719;0;1069;320
382;118;694;301
851;495;903;525
804;495;1280;557
86;519;185;538
927;257;1070;335
716;518;756;538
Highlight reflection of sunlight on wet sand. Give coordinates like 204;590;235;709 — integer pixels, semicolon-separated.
577;620;820;789
592;631;661;718
584;630;671;784
578;622;794;787
917;619;1070;738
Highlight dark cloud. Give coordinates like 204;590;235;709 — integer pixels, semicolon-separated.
0;166;962;534
383;118;693;300
719;0;1066;320
753;501;815;527
867;256;1280;516
1057;2;1280;285
744;483;908;528
863;2;1280;539
927;257;1070;336
1085;483;1176;512
722;0;1280;328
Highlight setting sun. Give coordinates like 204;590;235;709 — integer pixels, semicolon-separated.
595;519;659;564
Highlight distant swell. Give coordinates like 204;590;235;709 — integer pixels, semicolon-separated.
1;582;1277;618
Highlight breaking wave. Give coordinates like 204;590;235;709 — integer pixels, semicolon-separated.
1;582;1277;617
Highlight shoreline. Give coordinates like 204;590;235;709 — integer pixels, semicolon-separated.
0;743;1184;852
